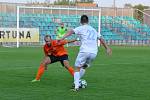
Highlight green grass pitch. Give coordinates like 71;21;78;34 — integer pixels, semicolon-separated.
0;46;150;100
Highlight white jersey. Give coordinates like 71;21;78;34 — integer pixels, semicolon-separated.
73;24;102;54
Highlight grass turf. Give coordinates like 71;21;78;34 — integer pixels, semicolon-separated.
0;46;150;100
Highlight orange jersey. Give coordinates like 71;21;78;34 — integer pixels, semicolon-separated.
44;40;68;56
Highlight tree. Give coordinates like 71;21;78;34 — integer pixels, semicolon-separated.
133;4;149;22
54;0;75;5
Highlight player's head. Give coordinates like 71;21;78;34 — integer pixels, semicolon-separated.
60;22;64;27
80;15;88;25
44;35;52;46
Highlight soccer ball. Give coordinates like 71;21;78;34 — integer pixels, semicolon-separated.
79;79;87;88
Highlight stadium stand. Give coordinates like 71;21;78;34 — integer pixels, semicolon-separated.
0;13;150;41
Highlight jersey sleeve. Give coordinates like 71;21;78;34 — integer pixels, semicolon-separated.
73;27;81;35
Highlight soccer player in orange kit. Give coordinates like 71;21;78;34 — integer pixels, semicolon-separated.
31;35;76;82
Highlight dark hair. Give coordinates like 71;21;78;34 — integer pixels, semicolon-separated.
44;35;51;41
80;15;88;24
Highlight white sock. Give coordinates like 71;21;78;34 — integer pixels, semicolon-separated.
80;68;85;78
74;72;80;89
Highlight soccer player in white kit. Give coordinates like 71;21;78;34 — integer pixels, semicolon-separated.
61;15;112;91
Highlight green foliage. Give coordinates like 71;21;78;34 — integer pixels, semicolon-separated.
54;0;75;5
133;4;149;22
133;4;148;11
53;0;94;5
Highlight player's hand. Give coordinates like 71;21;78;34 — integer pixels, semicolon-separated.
106;48;112;56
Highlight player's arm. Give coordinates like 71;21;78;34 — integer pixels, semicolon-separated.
57;39;77;46
61;29;74;40
99;37;112;56
67;39;77;43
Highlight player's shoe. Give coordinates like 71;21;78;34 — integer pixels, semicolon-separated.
31;79;40;83
71;83;82;89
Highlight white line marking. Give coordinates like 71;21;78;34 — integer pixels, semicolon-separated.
0;51;16;53
0;67;34;71
93;62;150;66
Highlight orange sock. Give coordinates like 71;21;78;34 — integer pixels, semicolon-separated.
68;67;74;76
35;64;45;80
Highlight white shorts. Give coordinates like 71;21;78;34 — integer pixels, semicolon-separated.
74;52;97;68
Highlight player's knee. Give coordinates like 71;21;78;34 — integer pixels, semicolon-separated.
63;62;70;69
43;58;51;64
41;60;50;67
41;60;47;65
74;67;80;72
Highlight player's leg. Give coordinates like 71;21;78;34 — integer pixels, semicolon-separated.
73;52;88;90
78;63;88;78
80;53;97;78
59;55;74;76
31;56;51;82
62;60;74;76
73;67;81;91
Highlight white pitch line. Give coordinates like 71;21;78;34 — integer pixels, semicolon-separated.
93;62;150;66
0;51;16;53
0;67;34;71
0;62;149;71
